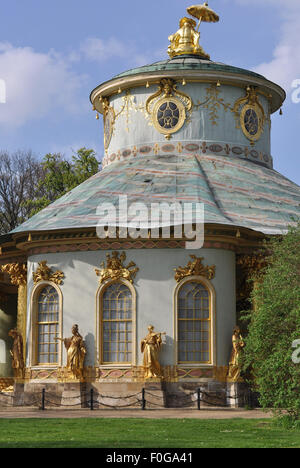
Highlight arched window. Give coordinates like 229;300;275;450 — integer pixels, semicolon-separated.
101;282;133;364
177;281;211;364
35;285;60;365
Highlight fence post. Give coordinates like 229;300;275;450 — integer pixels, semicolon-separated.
41;388;45;411
197;388;201;411
141;388;146;410
90;388;94;411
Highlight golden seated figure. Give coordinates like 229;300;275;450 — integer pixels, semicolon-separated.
168;17;210;59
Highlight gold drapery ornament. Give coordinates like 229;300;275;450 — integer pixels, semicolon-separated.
56;324;86;381
33;261;64;285
103;97;115;150
227;326;245;382
174;255;216;282
141;325;166;379
95;251;139;284
1;263;27;286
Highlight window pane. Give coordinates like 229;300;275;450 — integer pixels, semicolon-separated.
178;282;211;364
37;286;59;365
102;283;133;363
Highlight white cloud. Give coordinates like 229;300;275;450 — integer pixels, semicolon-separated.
0;43;87;129
232;0;300;91
80;37;129;62
80;36;159;68
0;35;159;129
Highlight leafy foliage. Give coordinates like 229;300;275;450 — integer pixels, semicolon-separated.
242;223;300;418
24;147;100;216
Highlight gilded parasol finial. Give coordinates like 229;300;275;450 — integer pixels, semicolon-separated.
168;2;219;59
187;2;219;31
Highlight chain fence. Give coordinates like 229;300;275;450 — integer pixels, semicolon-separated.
0;387;259;411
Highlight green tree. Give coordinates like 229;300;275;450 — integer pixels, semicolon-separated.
26;147;100;216
242;223;300;418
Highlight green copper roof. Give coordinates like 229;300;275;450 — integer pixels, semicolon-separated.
11;152;300;236
114;55;266;81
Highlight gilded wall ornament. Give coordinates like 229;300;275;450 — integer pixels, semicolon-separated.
33;261;64;285
174;255;216;282
146;79;193;140
195;84;232;125
95;251;139;284
1;263;27;286
233;87;266;145
114;90;144;133
102;98;115;150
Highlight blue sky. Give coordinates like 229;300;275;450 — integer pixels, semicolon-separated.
0;0;299;185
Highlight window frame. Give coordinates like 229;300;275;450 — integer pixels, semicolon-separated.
30;281;63;368
174;275;216;367
96;278;137;368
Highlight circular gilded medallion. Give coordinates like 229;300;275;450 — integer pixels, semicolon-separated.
240;104;264;142
103;107;115;150
152;97;186;138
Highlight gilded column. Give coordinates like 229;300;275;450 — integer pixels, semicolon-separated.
1;263;27;357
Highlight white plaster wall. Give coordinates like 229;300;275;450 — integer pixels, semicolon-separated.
27;248;236;368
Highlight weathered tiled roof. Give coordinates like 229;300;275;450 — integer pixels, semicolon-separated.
11;152;300;235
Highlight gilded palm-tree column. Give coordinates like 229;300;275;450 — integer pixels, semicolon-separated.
1;263;27;358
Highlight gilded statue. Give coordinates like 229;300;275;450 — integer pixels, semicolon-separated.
141;325;166;379
228;327;245;382
56;324;86;380
8;329;25;379
168;17;209;59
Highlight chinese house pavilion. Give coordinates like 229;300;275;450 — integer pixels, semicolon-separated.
0;3;299;407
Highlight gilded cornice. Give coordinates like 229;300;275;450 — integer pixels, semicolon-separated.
1;225;266;260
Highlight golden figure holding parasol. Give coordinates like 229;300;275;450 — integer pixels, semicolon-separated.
168;2;219;59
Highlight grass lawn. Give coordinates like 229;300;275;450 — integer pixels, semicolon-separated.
0;418;299;448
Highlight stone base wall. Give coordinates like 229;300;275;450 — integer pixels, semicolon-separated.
10;380;253;409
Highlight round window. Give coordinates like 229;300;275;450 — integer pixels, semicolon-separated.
153;97;186;137
240;104;264;142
